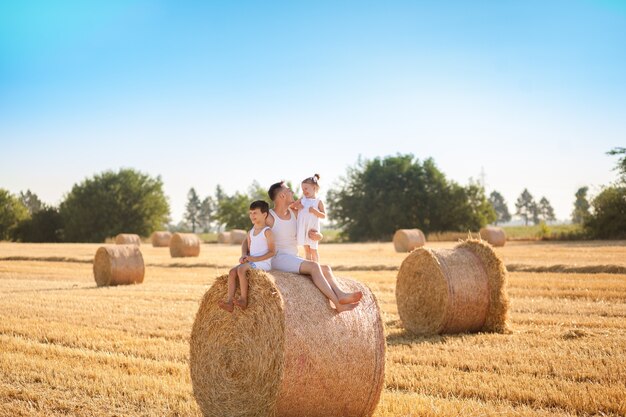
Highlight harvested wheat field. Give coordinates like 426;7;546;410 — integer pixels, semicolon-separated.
1;240;625;416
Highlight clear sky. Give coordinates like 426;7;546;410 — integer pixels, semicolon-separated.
1;1;625;223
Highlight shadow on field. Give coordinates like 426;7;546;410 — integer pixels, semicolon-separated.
386;329;473;346
2;285;103;294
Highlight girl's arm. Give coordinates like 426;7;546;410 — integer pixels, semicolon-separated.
288;198;303;211
247;229;276;262
308;200;326;219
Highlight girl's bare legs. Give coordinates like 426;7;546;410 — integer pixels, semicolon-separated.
235;263;251;309
304;245;312;260
309;248;319;262
218;267;238;312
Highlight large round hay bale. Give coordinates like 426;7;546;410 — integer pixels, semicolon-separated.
479;226;506;247
169;233;201;257
114;233;141;246
93;245;145;286
151;231;172;247
229;229;247;245
217;231;231;244
190;270;385;417
396;239;509;335
393;229;426;252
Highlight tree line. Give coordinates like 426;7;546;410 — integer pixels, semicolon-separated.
1;149;624;242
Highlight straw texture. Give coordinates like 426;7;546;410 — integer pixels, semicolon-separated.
190;270;386;417
393;229;426;252
217;232;231;244
229;229;247;245
151;231;172;247
396;239;509;335
169;233;201;258
93;245;145;286
479;226;506;247
114;233;141;246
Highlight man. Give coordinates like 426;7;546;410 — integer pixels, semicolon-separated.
240;181;362;313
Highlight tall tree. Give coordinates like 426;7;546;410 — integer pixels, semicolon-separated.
59;169;170;242
199;196;214;233
538;197;556;222
488;191;511;225
216;192;252;230
607;147;626;183
185;188;202;233
0;189;30;240
515;189;535;226
19;190;43;214
571;187;590;224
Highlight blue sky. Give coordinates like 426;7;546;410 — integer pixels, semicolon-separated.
1;1;625;223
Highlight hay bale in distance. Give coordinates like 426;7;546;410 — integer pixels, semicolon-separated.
396;239;509;335
190;270;385;417
115;233;141;246
217;231;231;244
393;229;426;252
170;233;201;257
93;245;145;286
229;229;247;245
479;226;506;247
151;231;172;247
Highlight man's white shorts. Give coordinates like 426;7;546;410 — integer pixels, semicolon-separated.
271;252;305;273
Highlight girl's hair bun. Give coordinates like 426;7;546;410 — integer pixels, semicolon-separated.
313;173;320;181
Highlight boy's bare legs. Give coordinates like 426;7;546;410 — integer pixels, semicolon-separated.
299;261;358;313
218;267;238;312
320;264;362;304
235;264;251;309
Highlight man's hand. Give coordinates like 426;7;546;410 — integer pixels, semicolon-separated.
308;229;323;241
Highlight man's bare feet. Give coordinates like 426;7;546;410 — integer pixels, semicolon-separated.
335;302;358;313
218;300;234;313
338;291;363;305
235;297;248;310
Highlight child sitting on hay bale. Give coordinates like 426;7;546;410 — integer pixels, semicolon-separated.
218;200;276;312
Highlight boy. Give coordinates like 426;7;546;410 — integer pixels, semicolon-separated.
218;200;276;312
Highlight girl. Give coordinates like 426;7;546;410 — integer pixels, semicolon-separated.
291;174;326;262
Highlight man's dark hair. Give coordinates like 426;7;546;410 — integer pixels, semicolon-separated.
249;200;269;214
268;181;285;201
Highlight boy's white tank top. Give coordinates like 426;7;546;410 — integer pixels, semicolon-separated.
269;208;298;256
249;226;270;257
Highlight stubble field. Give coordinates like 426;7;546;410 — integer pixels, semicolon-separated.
1;240;625;416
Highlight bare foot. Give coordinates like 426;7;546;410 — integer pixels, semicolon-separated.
218;300;234;313
335;302;358;313
338;291;363;305
235;297;248;310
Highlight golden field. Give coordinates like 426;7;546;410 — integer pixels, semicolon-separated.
1;240;625;416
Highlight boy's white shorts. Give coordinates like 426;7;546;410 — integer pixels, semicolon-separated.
249;260;272;271
271;253;305;274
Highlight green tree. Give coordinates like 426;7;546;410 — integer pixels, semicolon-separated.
216;192;252;229
571;186;590;224
199;196;214;233
327;154;495;241
184;188;202;233
488;190;511;225
583;149;626;238
19;190;43;214
12;206;63;242
538;197;556;222
59;169;170;242
248;180;267;202
584;186;626;239
0;189;30;240
515;189;535;226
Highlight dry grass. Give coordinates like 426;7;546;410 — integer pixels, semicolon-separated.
0;241;625;416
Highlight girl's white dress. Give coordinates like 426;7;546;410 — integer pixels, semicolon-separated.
296;198;321;249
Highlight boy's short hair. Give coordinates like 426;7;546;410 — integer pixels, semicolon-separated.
268;181;285;201
249;200;269;214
